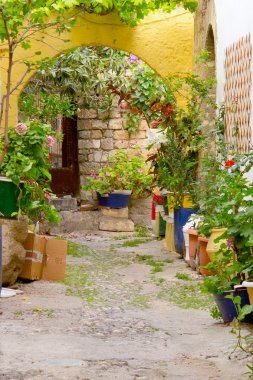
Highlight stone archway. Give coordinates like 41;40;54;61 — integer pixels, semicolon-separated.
194;0;217;133
1;8;194;127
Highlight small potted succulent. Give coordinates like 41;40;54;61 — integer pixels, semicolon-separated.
83;148;153;208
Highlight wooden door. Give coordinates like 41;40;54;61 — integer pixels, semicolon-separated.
51;116;79;196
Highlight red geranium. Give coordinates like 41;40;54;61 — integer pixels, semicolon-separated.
161;103;174;116
225;160;235;167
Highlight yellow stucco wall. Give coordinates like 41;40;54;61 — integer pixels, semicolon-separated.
1;8;194;126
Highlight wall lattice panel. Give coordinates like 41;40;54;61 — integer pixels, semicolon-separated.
224;33;252;152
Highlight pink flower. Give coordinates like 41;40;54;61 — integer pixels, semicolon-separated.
15;123;28;136
129;54;137;63
119;100;130;110
105;172;111;177
118;177;122;181
226;237;235;249
137;66;143;72
138;59;143;64
97;177;102;181
137;169;143;174
44;193;51;202
46;135;55;147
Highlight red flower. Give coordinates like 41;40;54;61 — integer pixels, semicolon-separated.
225;160;235;167
161;103;174;116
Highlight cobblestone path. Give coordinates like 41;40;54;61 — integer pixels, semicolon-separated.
0;232;249;379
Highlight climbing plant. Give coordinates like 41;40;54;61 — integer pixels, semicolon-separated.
0;0;197;164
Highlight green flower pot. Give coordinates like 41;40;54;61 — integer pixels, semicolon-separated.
0;176;22;218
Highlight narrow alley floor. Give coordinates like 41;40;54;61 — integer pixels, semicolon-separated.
0;232;250;380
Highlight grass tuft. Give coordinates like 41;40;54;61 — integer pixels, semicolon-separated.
121;238;150;247
175;272;192;281
67;241;94;257
134;224;149;237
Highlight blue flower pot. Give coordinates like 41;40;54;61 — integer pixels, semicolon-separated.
214;289;253;323
97;192;131;209
174;207;197;255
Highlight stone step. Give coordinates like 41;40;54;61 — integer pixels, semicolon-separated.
99;216;134;232
51;197;78;211
101;207;128;218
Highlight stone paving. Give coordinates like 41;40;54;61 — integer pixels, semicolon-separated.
0;232;250;379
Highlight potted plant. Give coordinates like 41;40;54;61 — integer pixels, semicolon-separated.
198;140;253;321
0;120;60;224
201;247;253;323
83;148;153;208
149;129;202;255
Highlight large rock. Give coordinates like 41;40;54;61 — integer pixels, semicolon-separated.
1;218;28;286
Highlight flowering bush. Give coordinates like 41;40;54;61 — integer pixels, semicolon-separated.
83;149;153;199
196;141;253;237
0;120;60;223
197;141;253;293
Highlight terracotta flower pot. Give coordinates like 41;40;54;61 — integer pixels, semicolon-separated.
186;229;198;269
198;236;212;275
206;228;227;260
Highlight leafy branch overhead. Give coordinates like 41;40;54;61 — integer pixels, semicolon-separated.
0;0;197;146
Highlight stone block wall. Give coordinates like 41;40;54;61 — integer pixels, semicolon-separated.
77;102;150;202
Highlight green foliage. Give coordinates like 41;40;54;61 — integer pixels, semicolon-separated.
209;304;222;320
67;241;94;257
121;61;173;132
83;148;153;199
64;264;99;304
227;295;253;379
196;140;253;237
0;0;197;171
77;0;198;27
121;238;150;247
0;121;60;223
134;224;149;237
19;93;76;124
129;294;151;309
32;308;55;318
196;135;253;294
146;72;215;207
175;272;192;281
135;254;154;261
156;281;213;309
20;47;133;119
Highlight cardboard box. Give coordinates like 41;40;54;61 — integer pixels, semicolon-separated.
41;238;67;281
19;233;46;280
19;233;67;281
